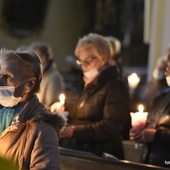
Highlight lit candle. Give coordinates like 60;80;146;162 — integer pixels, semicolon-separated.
130;104;148;149
127;73;140;89
130;104;148;131
50;93;65;112
50;93;69;119
59;93;65;105
58;93;68;119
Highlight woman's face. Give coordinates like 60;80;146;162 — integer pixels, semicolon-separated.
77;45;107;72
0;60;26;98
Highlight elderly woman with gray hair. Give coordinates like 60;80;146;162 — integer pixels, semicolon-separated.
28;41;65;108
0;50;65;170
51;33;131;159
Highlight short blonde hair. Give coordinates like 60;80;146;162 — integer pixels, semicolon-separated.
75;33;111;60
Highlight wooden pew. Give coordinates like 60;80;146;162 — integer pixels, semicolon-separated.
60;147;169;170
123;140;143;162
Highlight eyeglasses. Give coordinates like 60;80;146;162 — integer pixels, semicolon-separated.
76;56;97;66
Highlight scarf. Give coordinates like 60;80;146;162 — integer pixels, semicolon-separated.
0;106;23;134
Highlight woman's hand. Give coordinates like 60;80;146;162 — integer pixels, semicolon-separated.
129;128;138;141
60;126;75;139
130;128;157;143
137;128;157;143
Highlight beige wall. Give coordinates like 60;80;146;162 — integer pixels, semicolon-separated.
0;0;89;72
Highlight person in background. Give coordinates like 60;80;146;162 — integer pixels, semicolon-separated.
28;41;65;108
135;46;170;111
62;55;84;94
105;36;123;79
51;33;131;159
130;53;170;168
15;45;27;52
0;50;65;170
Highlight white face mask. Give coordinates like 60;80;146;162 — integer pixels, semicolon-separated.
83;68;99;79
152;69;165;80
0;86;21;107
166;76;170;86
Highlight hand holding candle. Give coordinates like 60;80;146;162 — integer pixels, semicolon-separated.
50;93;69;119
130;104;148;148
130;104;148;131
50;93;65;112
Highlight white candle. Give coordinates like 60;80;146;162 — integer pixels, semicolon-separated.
50;93;69;118
130;104;148;131
51;93;65;112
130;104;148;149
127;73;140;89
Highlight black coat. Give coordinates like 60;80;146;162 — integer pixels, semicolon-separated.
62;65;131;159
142;88;170;167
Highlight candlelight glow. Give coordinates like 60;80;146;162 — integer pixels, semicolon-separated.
130;105;148;131
127;73;140;89
138;104;144;113
59;93;65;105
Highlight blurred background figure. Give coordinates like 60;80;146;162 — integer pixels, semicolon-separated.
105;36;123;79
15;45;27;52
28;41;65;108
51;33;131;159
134;46;170;111
62;55;84;94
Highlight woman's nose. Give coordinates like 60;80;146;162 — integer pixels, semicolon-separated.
81;64;89;72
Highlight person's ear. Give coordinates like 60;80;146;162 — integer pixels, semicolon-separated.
25;78;36;93
101;55;109;65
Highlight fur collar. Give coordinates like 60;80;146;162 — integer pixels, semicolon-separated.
32;111;66;131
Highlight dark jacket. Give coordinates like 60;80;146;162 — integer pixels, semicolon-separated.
62;65;131;159
141;88;170;168
135;78;168;111
0;96;65;170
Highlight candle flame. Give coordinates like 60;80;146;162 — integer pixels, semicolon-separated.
59;93;65;105
131;73;138;78
138;104;144;113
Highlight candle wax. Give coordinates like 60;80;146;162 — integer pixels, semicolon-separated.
130;112;148;131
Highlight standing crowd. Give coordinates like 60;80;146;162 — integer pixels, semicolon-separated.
0;32;169;169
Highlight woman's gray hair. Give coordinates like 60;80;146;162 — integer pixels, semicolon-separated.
75;33;111;60
0;50;42;93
